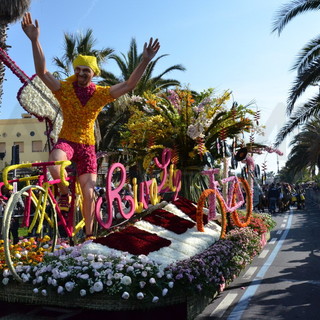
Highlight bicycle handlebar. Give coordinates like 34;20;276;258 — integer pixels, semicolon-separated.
2;160;72;190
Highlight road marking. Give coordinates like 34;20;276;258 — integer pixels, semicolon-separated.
258;249;269;259
269;238;277;244
281;223;286;228
227;208;293;320
210;293;238;318
243;266;257;279
276;230;282;234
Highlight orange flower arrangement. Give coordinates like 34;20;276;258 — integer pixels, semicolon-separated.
231;178;252;228
0;236;53;270
196;188;228;239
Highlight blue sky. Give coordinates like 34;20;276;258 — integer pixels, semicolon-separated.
1;0;319;172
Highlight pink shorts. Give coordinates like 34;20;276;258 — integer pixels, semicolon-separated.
52;139;97;176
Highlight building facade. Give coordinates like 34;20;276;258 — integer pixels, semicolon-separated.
0;114;49;170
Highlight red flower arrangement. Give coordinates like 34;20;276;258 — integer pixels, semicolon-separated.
94;226;171;255
143;209;195;234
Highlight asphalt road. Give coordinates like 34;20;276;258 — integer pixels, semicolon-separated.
196;199;320;320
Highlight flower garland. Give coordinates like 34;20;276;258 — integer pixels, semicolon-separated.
231;178;252;228
196;189;227;238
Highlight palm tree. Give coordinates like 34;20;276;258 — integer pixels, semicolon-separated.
98;38;186;95
0;0;31;105
52;29;114;79
275;95;320;145
272;0;320;145
285;116;320;177
97;38;186;156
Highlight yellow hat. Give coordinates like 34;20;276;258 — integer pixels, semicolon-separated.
72;54;100;76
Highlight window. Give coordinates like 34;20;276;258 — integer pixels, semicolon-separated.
32;140;43;152
16;132;21;137
14;142;24;153
0;142;5;153
30;131;35;136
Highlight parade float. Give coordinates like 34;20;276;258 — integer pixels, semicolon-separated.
0;47;277;319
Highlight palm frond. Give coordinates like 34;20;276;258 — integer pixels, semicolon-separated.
291;35;320;72
272;0;320;35
287;56;320;113
275;93;320;146
110;54;129;79
0;0;30;24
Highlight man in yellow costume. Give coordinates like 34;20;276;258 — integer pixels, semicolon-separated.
21;12;160;239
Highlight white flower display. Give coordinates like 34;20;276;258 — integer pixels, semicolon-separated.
136;292;144;300
65;281;75;292
80;289;87;297
91;262;103;270
133;201;221;269
93;281;103;292
2;269;11;277
122;292;130;300
79;274;89;280
57;286;64;294
162;288;168;296
18;75;63;143
120;276;132;286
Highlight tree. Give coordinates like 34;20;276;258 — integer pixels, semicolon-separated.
98;38;186;95
272;0;320;145
285;116;320;177
0;0;31;105
52;29;114;79
97;38;186;154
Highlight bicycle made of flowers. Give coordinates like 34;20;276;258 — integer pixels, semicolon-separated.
0;160;88;277
196;168;252;238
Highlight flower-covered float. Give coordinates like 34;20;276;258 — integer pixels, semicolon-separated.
0;152;276;319
0;47;276;319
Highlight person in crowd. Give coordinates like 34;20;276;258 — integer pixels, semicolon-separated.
267;182;280;214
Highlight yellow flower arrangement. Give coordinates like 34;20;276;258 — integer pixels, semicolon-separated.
120;88;257;170
0;236;53;270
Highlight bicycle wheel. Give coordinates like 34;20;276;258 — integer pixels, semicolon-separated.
196;188;227;239
2;185;58;281
231;177;253;228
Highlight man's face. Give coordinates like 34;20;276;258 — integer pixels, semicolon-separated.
74;65;95;87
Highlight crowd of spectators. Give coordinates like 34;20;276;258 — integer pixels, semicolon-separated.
253;181;308;214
